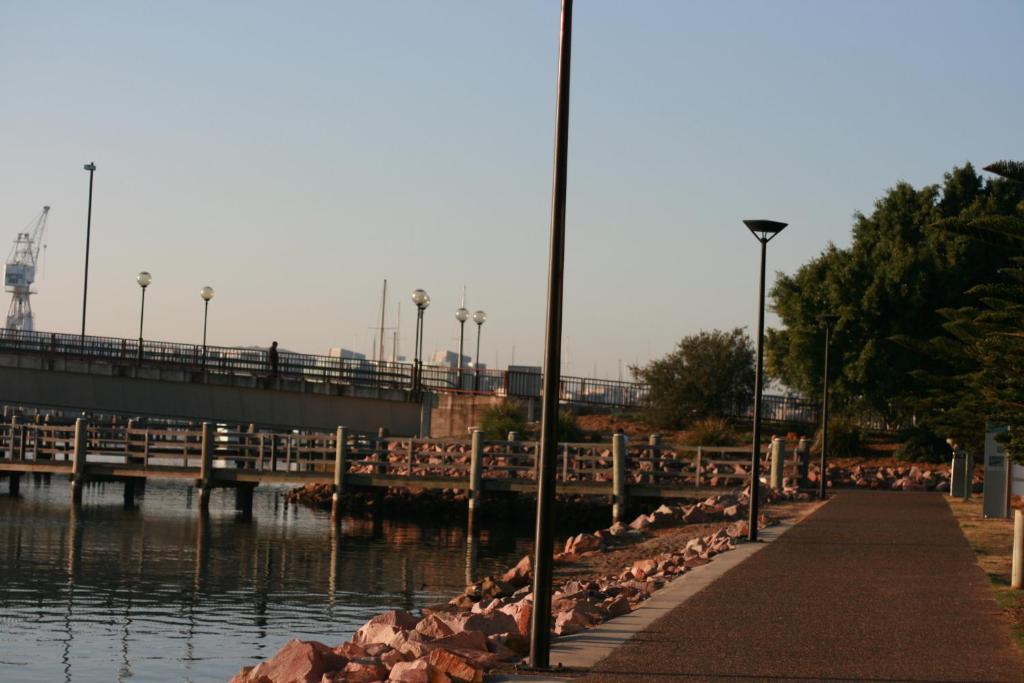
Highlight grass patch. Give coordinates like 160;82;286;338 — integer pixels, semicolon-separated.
946;497;1024;652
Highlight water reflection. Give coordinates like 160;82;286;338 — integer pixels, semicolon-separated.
0;478;529;682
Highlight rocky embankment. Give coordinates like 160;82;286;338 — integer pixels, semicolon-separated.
229;490;782;683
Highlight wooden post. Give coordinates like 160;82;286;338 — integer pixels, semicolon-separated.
377;427;388;475
406;439;414;477
695;446;703;488
612;433;627;524
797;436;811;485
770;437;784;490
648;433;661;484
1013;508;1024;590
198;422;213;512
469;429;484;511
8;474;20;496
71;417;87;505
10;415;20;461
235;484;255;519
508;431;520;478
123;479;136;508
561;443;569;482
270;434;278;472
332;427;347;522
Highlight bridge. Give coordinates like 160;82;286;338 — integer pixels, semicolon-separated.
0;416;807;522
0;328;824;432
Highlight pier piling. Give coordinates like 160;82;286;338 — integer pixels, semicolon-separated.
332;426;347;522
70;417;87;505
198;421;212;512
612;432;627;523
469;429;483;511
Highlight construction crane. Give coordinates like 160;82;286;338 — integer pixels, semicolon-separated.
5;206;50;332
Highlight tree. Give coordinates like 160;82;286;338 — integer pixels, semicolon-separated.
766;163;1019;427
632;328;754;429
922;161;1024;460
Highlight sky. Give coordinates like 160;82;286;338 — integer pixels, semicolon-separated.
1;1;1022;379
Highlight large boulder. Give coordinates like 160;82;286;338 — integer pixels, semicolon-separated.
387;658;446;683
500;555;533;587
564;533;602;554
354;610;420;644
497;599;532;637
230;639;348;683
344;658;389;683
439;610;519;637
427;648;485;683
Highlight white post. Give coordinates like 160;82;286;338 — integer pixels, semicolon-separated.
1013;508;1024;590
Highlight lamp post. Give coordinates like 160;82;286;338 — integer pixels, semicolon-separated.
817;313;839;500
81;162;96;342
743;219;788;543
529;0;573;669
411;289;430;393
200;286;214;372
456;306;469;389
136;271;152;361
472;310;486;392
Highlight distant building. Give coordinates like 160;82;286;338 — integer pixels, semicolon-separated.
327;347;367;361
431;349;473;368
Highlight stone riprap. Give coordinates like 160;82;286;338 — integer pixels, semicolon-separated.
229;491;777;682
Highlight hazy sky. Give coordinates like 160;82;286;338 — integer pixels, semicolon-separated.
1;1;1022;378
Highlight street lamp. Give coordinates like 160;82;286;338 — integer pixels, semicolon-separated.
81;162;97;341
817;313;840;500
455;306;469;389
200;286;214;372
411;289;430;393
136;271;152;361
743;219;788;543
472;310;486;391
529;0;574;669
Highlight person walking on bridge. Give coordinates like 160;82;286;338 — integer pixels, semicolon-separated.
268;341;279;378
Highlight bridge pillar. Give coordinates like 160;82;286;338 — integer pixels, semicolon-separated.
70;417;87;505
123;478;137;509
612;433;628;524
770;437;785;490
332;426;347;523
7;473;20;496
469;429;484;512
234;484;255;519
197;422;213;513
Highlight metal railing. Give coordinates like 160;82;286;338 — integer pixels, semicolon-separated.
0;328;846;422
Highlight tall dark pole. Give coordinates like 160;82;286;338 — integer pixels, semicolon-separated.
81;162;96;341
138;286;147;361
457;319;466;389
474;323;482;392
202;300;209;372
414;307;424;394
817;314;839;500
529;0;573;669
743;220;787;544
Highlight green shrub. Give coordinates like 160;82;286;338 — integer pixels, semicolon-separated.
480;400;528;440
813;417;862;458
894;425;949;463
687;417;740;446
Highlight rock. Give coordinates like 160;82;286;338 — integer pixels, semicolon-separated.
234;639;349;683
381;648;410;669
681;506;707;524
388;658;447;683
630;559;658;580
628;514;653;531
426;629;490;653
416;615;456;640
438;610;519;637
608;521;629;536
479;576;515;600
603;595;631;618
428;648;485;683
489;632;529;657
355;610;420;644
343;658;389;683
500;555;532;586
565;533;602;554
497;599;532;637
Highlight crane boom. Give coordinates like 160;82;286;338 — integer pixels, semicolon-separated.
5;205;51;332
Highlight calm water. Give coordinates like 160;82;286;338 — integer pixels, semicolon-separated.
0;476;530;682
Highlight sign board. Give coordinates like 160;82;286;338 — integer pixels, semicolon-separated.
983;425;1010;518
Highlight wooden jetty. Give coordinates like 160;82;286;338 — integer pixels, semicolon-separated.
0;417;810;523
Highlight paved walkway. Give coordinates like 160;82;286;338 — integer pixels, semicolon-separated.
580;491;1024;682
